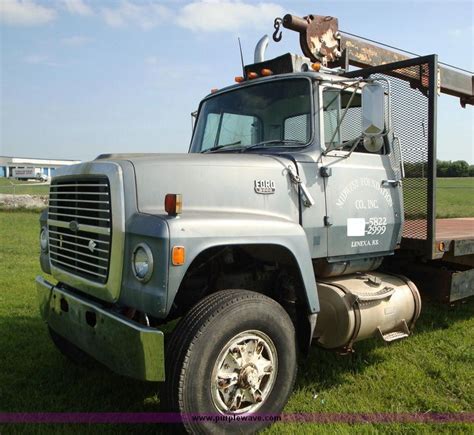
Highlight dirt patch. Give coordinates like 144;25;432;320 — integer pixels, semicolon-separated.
0;194;48;210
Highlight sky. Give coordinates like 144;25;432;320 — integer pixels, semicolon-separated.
0;0;473;163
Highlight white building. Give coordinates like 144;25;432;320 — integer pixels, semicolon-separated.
0;156;81;178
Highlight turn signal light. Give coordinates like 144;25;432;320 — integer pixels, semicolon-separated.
165;194;182;216
248;72;259;79
235;76;245;83
261;68;273;76
172;246;186;266
311;62;321;72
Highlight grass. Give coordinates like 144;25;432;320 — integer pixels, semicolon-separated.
0;210;473;433
0;177;50;196
436;178;474;218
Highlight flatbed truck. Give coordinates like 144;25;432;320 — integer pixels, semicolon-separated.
35;13;473;434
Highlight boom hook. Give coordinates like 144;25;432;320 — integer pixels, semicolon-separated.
273;17;283;42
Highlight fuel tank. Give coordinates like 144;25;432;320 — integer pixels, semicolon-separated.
313;272;421;350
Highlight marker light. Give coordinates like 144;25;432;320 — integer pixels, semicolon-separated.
261;68;273;76
311;62;321;72
172;246;186;266
248;72;259;80
165;194;183;216
210;88;219;93
235;76;245;83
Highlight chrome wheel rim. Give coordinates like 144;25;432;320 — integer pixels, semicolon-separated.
211;330;278;414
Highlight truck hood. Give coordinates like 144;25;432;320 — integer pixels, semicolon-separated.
112;153;300;222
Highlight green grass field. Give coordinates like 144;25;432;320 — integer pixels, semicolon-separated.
0;177;50;196
436;178;474;218
0;210;473;434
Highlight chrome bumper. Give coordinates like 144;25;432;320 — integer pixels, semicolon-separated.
36;276;165;382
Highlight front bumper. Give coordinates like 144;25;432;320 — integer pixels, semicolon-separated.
36;276;165;381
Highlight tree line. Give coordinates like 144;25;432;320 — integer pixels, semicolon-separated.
404;160;474;178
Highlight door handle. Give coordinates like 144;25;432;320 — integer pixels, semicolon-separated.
382;179;401;187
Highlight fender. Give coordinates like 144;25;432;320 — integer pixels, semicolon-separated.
165;211;319;315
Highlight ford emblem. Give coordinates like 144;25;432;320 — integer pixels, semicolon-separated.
69;220;79;232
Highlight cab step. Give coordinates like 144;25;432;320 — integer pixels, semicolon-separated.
377;319;410;343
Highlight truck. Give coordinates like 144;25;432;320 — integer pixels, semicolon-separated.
36;13;473;434
12;166;48;181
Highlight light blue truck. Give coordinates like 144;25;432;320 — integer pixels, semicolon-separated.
36;13;473;434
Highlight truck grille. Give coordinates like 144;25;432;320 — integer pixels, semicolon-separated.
48;177;112;284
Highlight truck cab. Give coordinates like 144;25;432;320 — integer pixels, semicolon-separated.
190;60;403;263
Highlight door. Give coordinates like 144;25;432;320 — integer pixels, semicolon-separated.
320;85;403;259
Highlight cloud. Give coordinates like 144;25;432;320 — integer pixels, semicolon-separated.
101;1;171;30
0;0;56;26
176;0;285;32
23;54;49;64
61;35;93;46
23;53;64;66
60;0;93;16
448;25;473;39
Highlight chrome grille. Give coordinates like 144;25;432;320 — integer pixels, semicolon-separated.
48;178;112;284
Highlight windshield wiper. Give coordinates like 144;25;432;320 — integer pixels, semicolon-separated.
200;141;242;153
240;139;306;152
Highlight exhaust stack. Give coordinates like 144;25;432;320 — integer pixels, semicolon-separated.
254;35;269;63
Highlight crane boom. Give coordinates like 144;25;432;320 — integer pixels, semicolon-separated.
280;14;473;107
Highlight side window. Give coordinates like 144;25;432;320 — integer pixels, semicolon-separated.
322;87;384;154
323;90;340;148
284;114;310;142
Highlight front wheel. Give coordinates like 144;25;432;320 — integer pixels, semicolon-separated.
164;290;297;434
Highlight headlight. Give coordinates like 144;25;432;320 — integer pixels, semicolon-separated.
40;227;48;252
132;243;153;282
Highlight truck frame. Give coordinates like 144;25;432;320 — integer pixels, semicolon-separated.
35;13;473;434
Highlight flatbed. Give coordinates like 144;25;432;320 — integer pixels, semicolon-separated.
402;218;474;258
387;218;474;303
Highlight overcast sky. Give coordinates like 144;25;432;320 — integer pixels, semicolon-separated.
1;0;473;162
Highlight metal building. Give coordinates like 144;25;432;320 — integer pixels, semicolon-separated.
0;156;81;179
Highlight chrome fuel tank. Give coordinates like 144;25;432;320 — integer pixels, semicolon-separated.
313;272;421;350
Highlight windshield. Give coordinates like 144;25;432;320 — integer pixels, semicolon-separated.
190;78;312;153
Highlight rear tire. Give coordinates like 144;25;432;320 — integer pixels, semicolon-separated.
164;290;297;434
48;326;93;366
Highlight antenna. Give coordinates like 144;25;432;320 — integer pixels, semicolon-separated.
238;37;245;78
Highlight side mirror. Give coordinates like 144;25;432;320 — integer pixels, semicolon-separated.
362;82;385;136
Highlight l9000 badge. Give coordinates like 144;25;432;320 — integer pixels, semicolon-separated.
254;180;275;194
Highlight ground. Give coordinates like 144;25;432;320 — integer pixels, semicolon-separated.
0;210;472;434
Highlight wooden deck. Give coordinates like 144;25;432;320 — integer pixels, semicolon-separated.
435;218;474;241
403;218;474;241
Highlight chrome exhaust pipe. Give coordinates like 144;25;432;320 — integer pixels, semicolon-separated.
254;35;269;63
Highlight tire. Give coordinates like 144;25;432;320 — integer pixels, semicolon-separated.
48;326;94;366
164;289;297;434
